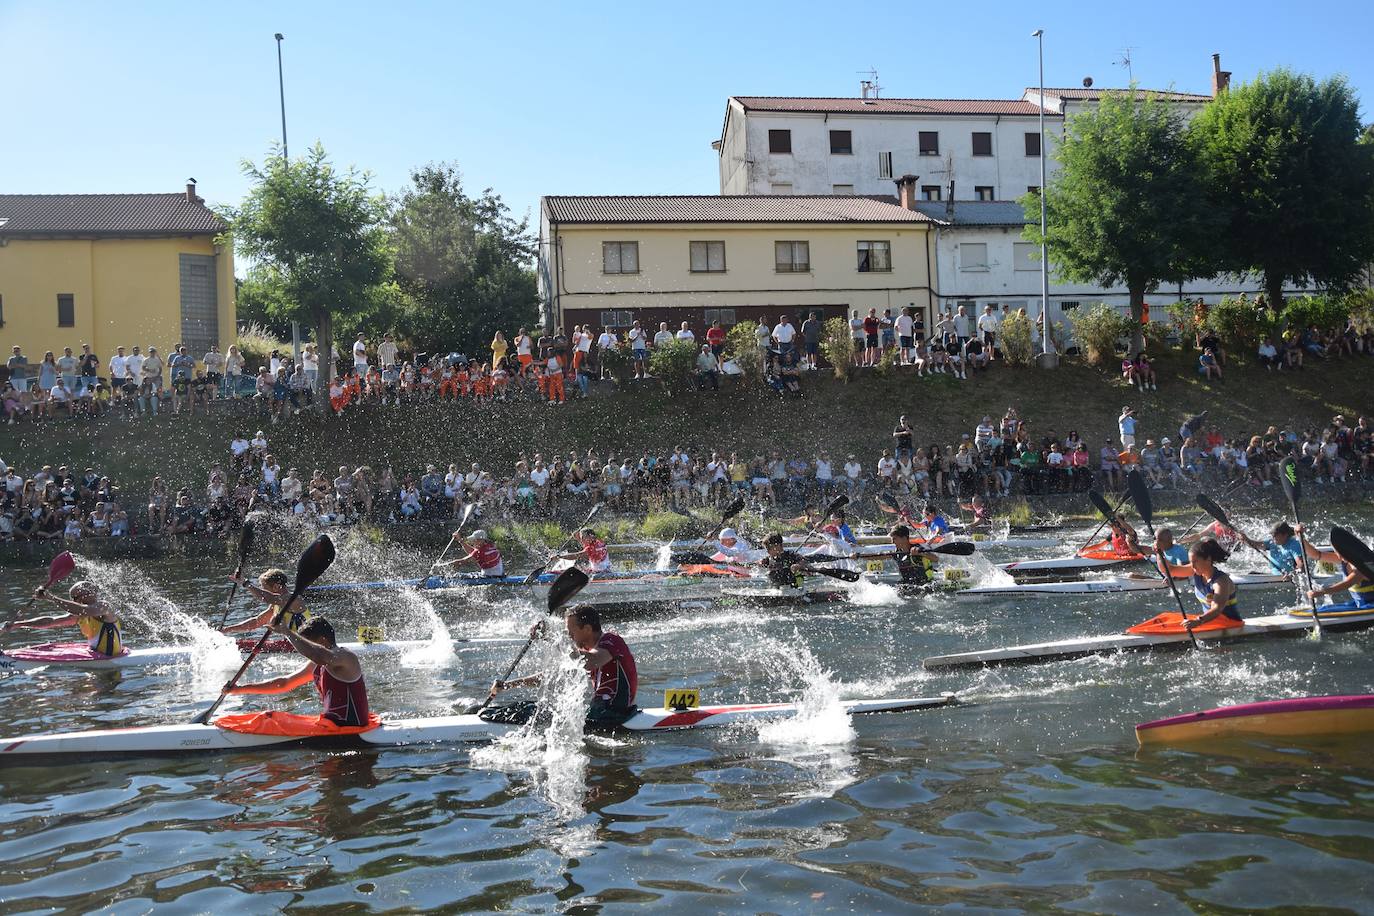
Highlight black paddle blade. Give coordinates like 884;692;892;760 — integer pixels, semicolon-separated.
825;494;850;517
720;495;747;522
672;552;715;566
812;566;862;582
293;535;336;595
547;566;590;612
1087;490;1114;521
877;492;901;511
1194;493;1229;531
1126;471;1153;531
927;541;976;557
1330;527;1374;583
1279;456;1301;510
237;518;256;558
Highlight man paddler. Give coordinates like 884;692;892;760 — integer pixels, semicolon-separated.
222;568;310;635
1150;527;1190;578
3;580;123;656
1237;521;1305;577
436;529;505;578
558;528;612;573
490;605;638;724
889;525;937;587
225;617;370;727
755;532;815;589
713;528;758;565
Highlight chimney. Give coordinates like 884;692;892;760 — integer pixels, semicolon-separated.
185;179;201;203
895;174;919;210
1211;53;1231;97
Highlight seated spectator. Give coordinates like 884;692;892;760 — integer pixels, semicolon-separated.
1257;338;1280;370
1198;347;1222;381
695;345;719;390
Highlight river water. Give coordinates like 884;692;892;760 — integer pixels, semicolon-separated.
2;518;1373;913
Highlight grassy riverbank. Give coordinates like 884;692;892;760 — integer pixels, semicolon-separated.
2;346;1370;497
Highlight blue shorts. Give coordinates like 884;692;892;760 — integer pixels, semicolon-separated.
805;342;818;355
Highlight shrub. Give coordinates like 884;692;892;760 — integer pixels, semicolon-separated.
641;510;692;541
1281;294;1348;335
236;322;289;371
872;343;898;377
999;310;1036;366
647;339;699;393
1067;304;1131;366
820;317;855;380
1141;320;1173;353
1204;295;1271;349
1163;301;1194;338
598;341;634;384
1346;289;1374;334
726;320;761;379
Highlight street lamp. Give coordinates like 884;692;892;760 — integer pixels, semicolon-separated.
1032;28;1057;368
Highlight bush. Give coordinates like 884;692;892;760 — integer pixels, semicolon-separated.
598;342;634;384
872;343;898;377
1164;301;1194;338
1205;295;1271;349
1281;294;1348;335
820;317;854;381
236;322;289;371
999;311;1036;366
641;510;692;541
1068;304;1131;366
1141;320;1173;353
647;339;699;393
1346;289;1374;335
726;320;761;379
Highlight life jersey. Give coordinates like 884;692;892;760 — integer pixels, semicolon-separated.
1205;521;1242;551
1110;528;1131;555
78;614;122;657
1157;544;1190;577
1342;562;1374;606
469;541;504;574
835;523;857;545
590;632;637;711
923;516;950;537
270;602;310;633
895;548;935;585
1263;539;1303;576
314;664;369;726
763;550;806;588
581;538;611;572
1192;570;1242;621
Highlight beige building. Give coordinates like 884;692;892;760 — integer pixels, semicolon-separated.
539;186;937;334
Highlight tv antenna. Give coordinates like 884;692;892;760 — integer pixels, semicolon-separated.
858;67;882;99
1114;47;1136;82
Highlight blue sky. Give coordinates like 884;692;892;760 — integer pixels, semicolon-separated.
2;0;1371;228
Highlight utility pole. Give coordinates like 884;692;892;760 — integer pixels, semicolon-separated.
275;32;302;367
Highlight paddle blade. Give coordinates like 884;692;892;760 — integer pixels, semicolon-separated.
1279;456;1301;513
1087;490;1114;521
1127;471;1153;532
927;541;976;557
47;551;77;587
824;494;850;517
1194;493;1229;531
293;535;337;596
459;502;477;529
813;566;862;582
877;492;901;512
719;495;747;522
236;518;256;559
1330;527;1374;583
548;566;590;612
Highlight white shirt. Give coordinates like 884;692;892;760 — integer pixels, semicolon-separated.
302;351;319;371
378;341;398;366
877;457;896;478
977;312;1000;334
530;468;550;487
517;335;532;356
844;461;862;480
576;333;592;353
124;354;144;378
269;355;283;375
814;459;832;480
628;328;648;349
714;535;758;563
850;317;864;337
895;314;914;336
109;355;128;377
353;341;368;365
772;322;796;344
251;435;268;453
754;324;771;347
954;313;972;337
597;332;616;349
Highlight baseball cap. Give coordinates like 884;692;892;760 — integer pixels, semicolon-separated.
719;528;738;541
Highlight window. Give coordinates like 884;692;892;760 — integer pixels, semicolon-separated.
971;132;993;156
1027;185;1041;195
1014;242;1039;271
775;241;811;272
832;184;855;194
829;130;852;154
921;185;942;201
57;294;75;327
857;240;892;273
1025;131;1041;157
975;186;995;201
956;299;977;313
1060;301;1081;312
877;151;893;179
768;129;792;154
704;308;737;326
689;241;727;273
602;241;639;274
918;131;939;155
959;243;988;271
599;309;635;328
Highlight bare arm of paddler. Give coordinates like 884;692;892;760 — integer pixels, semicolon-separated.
1188;575;1237;626
437;543;478;569
5;589;117;628
1308;568;1369;601
226;625;361;695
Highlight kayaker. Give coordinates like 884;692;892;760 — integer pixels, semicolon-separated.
222;568;310;635
1238;521;1304;576
1107;514;1141;556
558;528;612;573
1151;527;1190;578
491;605;639;724
713;528;757;565
809;523;858;570
1181;518;1242;552
1300;530;1374;610
3;580;123;656
959;495;991;530
830;510;858;545
890;525;937;587
1159;538;1242;630
756;532;815;588
225;617;369;727
436;529;505;578
916;505;951;540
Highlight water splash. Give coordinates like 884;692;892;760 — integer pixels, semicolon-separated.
77;559;238;663
653;542;674;570
843;577;902;606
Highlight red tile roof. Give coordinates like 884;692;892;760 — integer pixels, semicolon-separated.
543;195;935;225
1033;87;1212;102
0;193;225;236
731;96;1054;116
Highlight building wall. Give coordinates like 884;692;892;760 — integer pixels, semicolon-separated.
0;236;234;362
722;109;1065;199
542;221;935;332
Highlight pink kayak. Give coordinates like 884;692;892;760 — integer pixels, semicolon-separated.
1136;695;1374;746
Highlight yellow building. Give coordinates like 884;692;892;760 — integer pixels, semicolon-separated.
539;184;936;334
0;184;235;369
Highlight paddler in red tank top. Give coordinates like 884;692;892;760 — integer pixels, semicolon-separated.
436;529;505;578
558;528;612;573
226;617;369;726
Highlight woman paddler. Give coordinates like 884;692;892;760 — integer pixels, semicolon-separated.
1158;538;1243;631
2;580;123;656
1299;526;1374;611
221;568;310;635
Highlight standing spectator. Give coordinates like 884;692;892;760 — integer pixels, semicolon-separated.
849;310;865;366
843;454;864;499
37;351;59;398
301;343;319;389
78;344;100;394
124;346;145;405
378;334;399;371
706;321;727;369
224;345;244;397
893;415;914;459
7;346;30;393
352;334;369;375
57;347;79;392
755;318;772;375
596;326;617;379
695;344;720;390
954;305;973;349
675;321;695;344
977;305;999;358
141;347;164;415
1118;406;1137;448
880;309;896;354
203;345;225;401
895;308;915;366
169;346;194;414
514;328;533;376
771;315;795;359
801;312;822;370
108;347;128;401
572;326;592;377
862;308;880;367
628;321;649;379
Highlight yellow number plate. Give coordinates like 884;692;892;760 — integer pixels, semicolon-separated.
664;688;700;710
357;625;385;645
971;533;986;542
943;568;969;581
1319;561;1337;575
866;559;886;573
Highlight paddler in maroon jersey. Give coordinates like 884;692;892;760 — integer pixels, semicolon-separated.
436;529;505;578
226;617;369;727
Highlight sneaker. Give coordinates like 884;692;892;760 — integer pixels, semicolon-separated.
1262;480;1273;487
1152;483;1164;490
1151;383;1157;390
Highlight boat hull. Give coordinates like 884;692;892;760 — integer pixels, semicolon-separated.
956;572;1302;599
1136;695;1374;746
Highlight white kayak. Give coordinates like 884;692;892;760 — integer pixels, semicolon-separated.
956;572;1310;599
999;553;1147;574
0;695;957;760
0;636;517;673
923;607;1374;670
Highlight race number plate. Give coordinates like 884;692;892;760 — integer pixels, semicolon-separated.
664;688;700;710
1319;561;1338;576
357;625;385;644
943;568;969;582
971;533;986;542
866;559;885;572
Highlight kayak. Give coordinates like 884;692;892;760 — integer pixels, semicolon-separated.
0;694;958;761
0;636;515;673
922;607;1374;670
622;533;1057;551
956;572;1310;599
999;553;1146;575
1136;695;1374;746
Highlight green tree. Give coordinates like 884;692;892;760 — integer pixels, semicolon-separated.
1023;88;1214;356
233;272;293;339
220;143;392;399
1191;69;1374;307
389;163;538;354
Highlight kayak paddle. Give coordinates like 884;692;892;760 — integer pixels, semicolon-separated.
215;517;258;630
1128;470;1199;650
1329;526;1374;583
672;495;747;565
22;551;77;612
1178;477;1248;538
473;566;590;714
432;502;477;571
806;566;862;583
1081;489;1129;552
193;534;336;725
523;503;603;584
798;493;850;546
1279;456;1323;637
